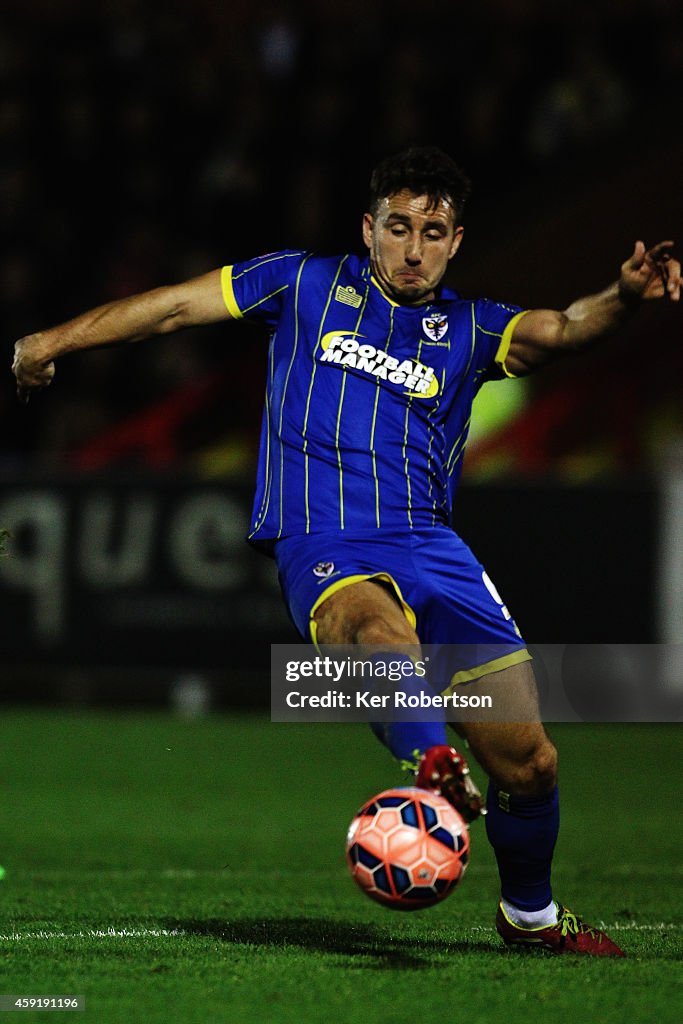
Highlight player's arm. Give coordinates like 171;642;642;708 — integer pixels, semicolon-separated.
503;241;680;377
12;268;231;402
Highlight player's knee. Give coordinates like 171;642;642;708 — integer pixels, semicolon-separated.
509;739;558;795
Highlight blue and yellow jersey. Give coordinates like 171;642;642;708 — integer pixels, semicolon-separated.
221;250;525;549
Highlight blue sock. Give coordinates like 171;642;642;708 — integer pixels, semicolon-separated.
366;652;447;770
485;783;559;911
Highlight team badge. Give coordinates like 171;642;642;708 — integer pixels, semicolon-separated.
422;313;448;342
313;561;335;579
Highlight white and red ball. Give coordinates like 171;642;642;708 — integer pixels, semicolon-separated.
345;786;469;910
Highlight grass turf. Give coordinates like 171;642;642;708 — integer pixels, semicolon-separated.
0;712;680;1023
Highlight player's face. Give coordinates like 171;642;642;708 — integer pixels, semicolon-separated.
362;191;463;305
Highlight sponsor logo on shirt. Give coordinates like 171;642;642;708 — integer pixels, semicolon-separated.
319;331;439;398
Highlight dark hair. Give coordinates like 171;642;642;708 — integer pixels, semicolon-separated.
368;146;471;224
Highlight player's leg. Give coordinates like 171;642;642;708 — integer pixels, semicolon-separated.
313;579;450;766
314;580;485;819
452;661;558;917
451;659;554;793
312;577;417;648
453;661;624;956
274;533;484;818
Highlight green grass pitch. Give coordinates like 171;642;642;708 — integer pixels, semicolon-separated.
0;712;680;1023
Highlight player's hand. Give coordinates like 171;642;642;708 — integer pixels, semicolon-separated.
619;240;680;305
12;336;56;403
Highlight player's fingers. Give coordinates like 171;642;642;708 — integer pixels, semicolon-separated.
14;362;55;402
645;240;675;262
663;257;681;300
628;240;646;269
647;239;679;268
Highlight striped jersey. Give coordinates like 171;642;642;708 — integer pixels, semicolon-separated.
221;250;525;549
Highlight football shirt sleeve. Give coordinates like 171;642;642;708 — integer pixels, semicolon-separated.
221;250;308;328
473;299;530;380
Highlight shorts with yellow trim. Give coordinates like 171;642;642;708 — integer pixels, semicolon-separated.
273;525;530;689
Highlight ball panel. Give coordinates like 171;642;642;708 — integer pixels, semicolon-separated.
429;825;456;851
400;802;419;828
420;801;438;830
390;865;411;894
376;795;409;808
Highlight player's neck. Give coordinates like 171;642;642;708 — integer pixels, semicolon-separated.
369;270;436;308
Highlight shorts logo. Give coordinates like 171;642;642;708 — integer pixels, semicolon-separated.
422;314;448;342
313;561;335;579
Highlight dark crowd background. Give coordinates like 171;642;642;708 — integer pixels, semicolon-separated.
1;0;681;476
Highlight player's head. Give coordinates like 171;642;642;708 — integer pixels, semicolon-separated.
363;147;471;306
368;147;471;226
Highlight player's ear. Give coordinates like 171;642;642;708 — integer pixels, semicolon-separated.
362;213;374;250
449;226;464;260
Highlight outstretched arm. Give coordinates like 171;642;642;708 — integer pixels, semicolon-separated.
504;241;680;377
12;268;231;401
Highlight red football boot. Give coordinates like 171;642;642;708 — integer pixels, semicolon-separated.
496;902;626;957
415;744;485;823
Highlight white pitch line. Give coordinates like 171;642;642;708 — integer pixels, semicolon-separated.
0;923;678;942
597;922;679;932
0;928;187;941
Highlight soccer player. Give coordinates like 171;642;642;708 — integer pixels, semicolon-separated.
13;147;680;956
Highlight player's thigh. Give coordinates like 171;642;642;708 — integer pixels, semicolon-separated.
452;661;557;795
313;579;419;647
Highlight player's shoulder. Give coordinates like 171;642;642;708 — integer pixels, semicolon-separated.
442;292;524;323
231;248;309;278
473;296;523;315
241;250;370;286
304;251;366;278
437;287;516;311
291;252;370;302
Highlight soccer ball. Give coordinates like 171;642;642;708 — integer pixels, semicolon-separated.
345;786;469;910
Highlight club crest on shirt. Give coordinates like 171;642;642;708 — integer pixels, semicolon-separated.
312;561;335;579
422;313;448;342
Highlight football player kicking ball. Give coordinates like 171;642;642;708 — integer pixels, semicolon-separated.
13;148;680;957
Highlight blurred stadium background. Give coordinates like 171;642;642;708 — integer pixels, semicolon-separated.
0;0;682;709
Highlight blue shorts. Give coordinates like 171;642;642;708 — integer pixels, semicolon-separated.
274;525;531;689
